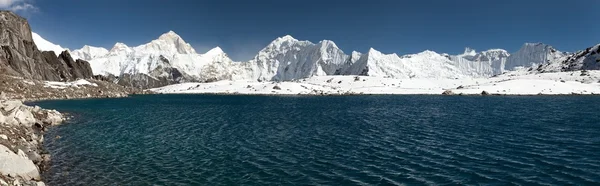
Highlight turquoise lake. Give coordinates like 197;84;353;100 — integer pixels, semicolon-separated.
34;95;600;185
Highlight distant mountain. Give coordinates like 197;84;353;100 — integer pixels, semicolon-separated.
31;29;594;89
68;31;241;88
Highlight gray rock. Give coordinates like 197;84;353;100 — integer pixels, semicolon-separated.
442;90;454;95
0;144;40;181
481;91;490;95
0;11;93;82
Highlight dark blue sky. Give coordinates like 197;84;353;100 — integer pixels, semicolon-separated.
22;0;599;61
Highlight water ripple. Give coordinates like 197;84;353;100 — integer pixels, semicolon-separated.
33;95;600;185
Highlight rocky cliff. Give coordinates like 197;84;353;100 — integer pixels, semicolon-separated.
0;11;93;82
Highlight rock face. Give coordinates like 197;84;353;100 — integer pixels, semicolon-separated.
536;44;600;72
0;11;93;81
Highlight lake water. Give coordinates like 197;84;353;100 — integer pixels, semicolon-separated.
35;95;600;185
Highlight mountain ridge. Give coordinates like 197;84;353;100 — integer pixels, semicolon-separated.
32;31;597;89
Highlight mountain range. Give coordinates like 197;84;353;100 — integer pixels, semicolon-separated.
31;30;599;89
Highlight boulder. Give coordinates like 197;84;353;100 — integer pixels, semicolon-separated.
481;91;490;95
442;90;454;95
0;144;40;181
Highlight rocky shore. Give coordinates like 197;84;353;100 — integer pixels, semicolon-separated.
0;98;63;186
0;75;151;186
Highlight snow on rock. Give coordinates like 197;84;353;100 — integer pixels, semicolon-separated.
31;32;66;56
44;79;98;89
537;43;600;72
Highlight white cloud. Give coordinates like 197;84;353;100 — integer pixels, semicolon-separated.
9;3;35;11
0;0;37;13
0;0;23;8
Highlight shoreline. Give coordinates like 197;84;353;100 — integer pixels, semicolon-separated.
0;75;145;185
1;99;64;186
154;92;600;96
0;93;137;186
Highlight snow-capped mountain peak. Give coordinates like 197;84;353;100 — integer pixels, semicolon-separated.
110;42;131;53
318;40;339;49
417;50;441;56
277;35;297;42
31;32;67;56
266;35;304;49
136;31;197;55
71;45;109;61
203;47;226;57
462;47;477;56
367;47;380;54
158;30;181;40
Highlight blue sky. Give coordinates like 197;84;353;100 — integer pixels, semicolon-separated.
8;0;600;61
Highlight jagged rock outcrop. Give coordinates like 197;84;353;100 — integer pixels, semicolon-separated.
57;51;93;79
0;11;92;82
535;44;600;72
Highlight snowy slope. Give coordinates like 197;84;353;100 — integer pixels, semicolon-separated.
31;32;67;56
151;71;600;95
